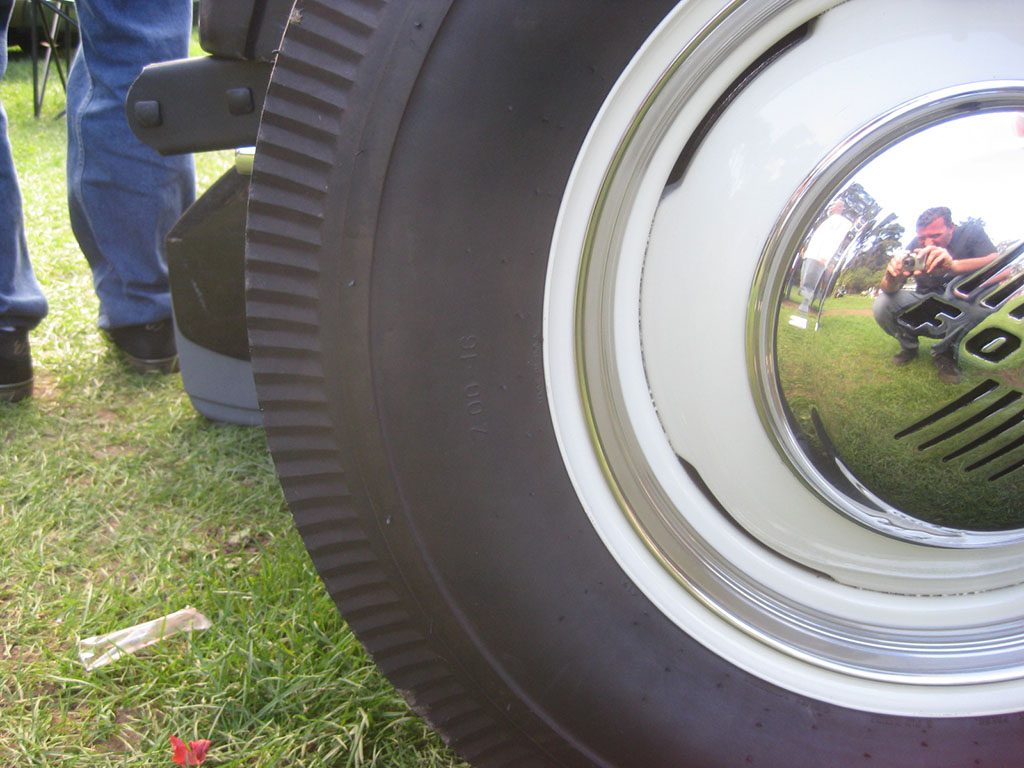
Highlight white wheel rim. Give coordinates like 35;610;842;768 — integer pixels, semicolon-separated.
545;0;1024;716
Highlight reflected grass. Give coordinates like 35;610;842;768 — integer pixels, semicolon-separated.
777;295;1024;531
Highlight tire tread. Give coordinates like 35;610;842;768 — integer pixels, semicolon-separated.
247;1;578;765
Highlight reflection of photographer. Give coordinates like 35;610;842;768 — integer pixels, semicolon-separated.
873;207;998;383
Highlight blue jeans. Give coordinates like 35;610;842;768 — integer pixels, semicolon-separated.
0;0;195;332
0;0;44;330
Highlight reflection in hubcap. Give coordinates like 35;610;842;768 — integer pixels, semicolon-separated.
756;102;1024;546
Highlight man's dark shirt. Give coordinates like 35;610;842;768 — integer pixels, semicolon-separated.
907;221;997;293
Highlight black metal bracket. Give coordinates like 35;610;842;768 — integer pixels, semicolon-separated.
126;56;272;155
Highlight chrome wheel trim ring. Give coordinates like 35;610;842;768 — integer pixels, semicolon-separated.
545;0;1024;715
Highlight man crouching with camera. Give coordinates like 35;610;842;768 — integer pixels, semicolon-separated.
873;207;998;384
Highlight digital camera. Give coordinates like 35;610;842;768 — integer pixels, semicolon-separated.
901;251;927;273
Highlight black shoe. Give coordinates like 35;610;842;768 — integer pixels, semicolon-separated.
933;352;961;384
105;320;179;375
891;348;918;366
0;328;33;402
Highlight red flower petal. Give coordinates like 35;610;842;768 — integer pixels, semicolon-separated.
189;740;211;764
170;735;188;765
169;735;211;765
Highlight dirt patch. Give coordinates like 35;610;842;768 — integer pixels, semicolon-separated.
94;708;146;754
92;442;136;460
821;307;873;316
0;638;42;666
31;373;59;401
995;368;1024;390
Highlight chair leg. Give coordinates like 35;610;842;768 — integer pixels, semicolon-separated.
31;0;77;117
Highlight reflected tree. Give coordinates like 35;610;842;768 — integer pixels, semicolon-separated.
832;184;905;294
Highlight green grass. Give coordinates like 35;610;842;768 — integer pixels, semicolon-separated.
777;294;1024;530
0;48;465;768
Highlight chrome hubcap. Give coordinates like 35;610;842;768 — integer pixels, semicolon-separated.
751;84;1024;547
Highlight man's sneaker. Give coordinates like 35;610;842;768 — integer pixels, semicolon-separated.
105;320;179;375
0;328;33;402
798;299;811;313
933;352;962;384
891;348;918;366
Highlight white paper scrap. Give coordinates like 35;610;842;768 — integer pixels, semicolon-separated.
78;606;212;671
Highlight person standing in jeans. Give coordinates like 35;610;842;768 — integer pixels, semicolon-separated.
798;199;853;314
0;0;195;402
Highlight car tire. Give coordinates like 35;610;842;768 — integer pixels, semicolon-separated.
247;1;1024;765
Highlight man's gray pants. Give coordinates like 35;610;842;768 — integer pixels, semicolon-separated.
873;289;989;359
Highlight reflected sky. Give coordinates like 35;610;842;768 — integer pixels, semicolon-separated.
853;111;1024;243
